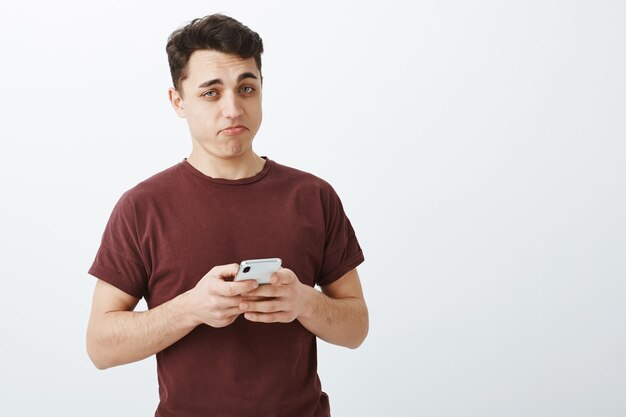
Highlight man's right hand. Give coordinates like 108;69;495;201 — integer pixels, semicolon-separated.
87;263;259;369
185;263;260;328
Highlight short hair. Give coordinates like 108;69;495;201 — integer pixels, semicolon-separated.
166;14;264;93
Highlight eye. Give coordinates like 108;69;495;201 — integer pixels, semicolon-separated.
202;90;218;98
240;86;255;94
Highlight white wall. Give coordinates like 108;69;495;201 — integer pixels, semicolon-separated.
1;0;624;416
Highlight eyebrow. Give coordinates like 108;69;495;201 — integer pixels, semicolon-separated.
197;72;258;89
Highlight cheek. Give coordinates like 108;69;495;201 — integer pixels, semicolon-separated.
248;103;262;126
187;107;217;131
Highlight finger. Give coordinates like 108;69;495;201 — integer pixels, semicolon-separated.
210;263;240;279
204;307;244;328
214;306;245;320
209;274;258;297
244;284;283;298
244;311;293;323
218;280;259;297
271;268;296;285
240;295;267;302
240;299;280;313
215;294;246;309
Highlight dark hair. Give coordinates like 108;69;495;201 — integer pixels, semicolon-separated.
166;14;264;93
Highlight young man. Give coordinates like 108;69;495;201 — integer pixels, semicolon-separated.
87;14;368;417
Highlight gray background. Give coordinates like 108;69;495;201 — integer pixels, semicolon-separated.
1;0;624;415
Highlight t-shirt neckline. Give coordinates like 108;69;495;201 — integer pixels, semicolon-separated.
180;156;272;185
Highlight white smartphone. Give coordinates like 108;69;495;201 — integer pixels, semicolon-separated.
233;258;282;284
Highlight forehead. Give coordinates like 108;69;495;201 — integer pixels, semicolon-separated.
184;50;260;85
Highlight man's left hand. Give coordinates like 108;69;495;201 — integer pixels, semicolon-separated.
239;268;311;323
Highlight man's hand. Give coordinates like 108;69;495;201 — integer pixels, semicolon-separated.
185;263;260;328
239;268;311;323
87;263;260;369
227;267;368;349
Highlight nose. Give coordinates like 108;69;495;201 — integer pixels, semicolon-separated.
221;92;244;119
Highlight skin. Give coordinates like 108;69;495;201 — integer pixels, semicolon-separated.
86;49;368;370
168;49;265;179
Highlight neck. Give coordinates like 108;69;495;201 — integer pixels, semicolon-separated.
186;150;266;180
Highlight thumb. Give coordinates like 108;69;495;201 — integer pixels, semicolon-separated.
208;263;240;281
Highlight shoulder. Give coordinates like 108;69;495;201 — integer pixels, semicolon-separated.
116;162;185;207
269;160;336;195
267;160;347;222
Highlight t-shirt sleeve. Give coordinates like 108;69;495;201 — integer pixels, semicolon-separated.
316;184;364;287
88;191;149;299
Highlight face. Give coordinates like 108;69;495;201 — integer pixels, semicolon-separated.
169;50;262;160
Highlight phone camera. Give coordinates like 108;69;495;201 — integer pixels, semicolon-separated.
243;266;251;273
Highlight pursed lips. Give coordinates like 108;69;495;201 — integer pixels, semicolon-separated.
219;125;248;136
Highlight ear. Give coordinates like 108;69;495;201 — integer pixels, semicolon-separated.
168;87;186;118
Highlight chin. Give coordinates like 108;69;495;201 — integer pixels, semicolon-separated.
224;140;252;157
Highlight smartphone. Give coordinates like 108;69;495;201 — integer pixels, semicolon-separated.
233;258;282;284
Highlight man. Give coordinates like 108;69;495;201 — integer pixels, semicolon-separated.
86;14;368;417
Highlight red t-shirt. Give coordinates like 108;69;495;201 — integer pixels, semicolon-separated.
88;158;364;417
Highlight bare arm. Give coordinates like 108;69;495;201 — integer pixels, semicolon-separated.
86;264;259;369
241;268;369;349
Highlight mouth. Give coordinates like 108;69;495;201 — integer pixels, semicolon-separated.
220;125;248;136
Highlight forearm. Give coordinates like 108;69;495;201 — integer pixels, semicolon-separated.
297;286;369;349
87;291;197;369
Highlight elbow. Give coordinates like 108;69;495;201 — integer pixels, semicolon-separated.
86;331;115;370
348;325;369;349
87;342;112;370
88;349;118;370
347;341;364;350
91;359;110;371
